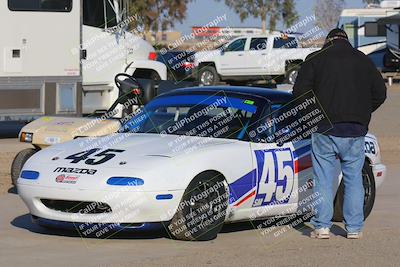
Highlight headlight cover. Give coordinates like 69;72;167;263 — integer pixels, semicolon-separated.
20;170;39;180
20;132;33;143
107;177;144;186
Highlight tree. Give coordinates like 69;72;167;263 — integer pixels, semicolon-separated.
314;0;345;32
128;0;191;39
222;0;299;33
363;0;381;4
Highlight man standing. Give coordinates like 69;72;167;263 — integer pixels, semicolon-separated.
293;29;387;239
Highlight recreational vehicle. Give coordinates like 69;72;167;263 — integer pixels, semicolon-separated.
0;0;166;126
377;13;400;72
363;13;400;82
337;0;400;69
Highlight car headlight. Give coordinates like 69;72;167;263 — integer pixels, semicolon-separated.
107;177;144;186
20;132;33;143
20;170;40;180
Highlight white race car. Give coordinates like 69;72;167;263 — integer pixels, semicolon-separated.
17;86;386;241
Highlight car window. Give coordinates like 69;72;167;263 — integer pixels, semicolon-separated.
121;94;261;140
257;102;303;143
250;38;268;50
273;37;298;49
225;38;246;52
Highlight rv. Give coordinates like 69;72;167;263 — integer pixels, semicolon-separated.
363;13;400;81
0;0;166;126
377;13;400;73
337;0;400;69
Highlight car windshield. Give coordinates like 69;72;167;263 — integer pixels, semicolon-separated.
120;93;260;140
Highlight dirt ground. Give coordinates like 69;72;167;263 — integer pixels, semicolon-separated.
0;85;399;267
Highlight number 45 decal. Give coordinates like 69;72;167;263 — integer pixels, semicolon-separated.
253;148;294;207
65;148;125;165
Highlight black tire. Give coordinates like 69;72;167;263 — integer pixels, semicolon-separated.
285;64;300;85
198;66;220;86
168;172;228;241
333;160;376;222
11;148;37;186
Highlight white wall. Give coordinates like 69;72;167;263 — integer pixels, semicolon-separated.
0;0;81;77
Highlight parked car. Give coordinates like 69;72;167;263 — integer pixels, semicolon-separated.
156;50;196;81
10;73;175;186
18;86;385;241
194;34;319;85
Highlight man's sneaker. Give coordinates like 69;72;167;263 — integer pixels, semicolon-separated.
310;228;330;239
347;232;362;239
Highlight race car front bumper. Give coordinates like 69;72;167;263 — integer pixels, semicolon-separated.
18;184;184;224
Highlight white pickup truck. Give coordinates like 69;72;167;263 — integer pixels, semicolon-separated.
194;33;319;85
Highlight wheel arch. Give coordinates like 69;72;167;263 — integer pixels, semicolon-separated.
364;156;372;167
184;169;230;204
198;62;217;69
285;59;303;71
190;169;229;190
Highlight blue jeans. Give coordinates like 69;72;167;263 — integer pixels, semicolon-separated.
310;133;365;233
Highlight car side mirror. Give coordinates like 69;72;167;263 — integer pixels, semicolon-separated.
220;48;225;56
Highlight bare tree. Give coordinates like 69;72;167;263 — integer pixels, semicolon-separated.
314;0;345;32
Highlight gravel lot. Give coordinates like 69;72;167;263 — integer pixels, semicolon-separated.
0;86;399;267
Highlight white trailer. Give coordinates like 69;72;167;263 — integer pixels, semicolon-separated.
0;0;166;123
337;0;400;70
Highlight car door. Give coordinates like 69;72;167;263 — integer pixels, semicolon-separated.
246;37;269;75
249;140;298;217
248;101;314;218
265;36;298;75
219;38;248;76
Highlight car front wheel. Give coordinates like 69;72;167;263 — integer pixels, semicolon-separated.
168;172;228;241
285;64;300;85
198;66;220;86
11;148;38;186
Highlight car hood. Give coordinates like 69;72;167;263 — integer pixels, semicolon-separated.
20;133;236;191
29;133;235;167
20;116;120;146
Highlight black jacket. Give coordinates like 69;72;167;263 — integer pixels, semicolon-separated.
293;39;387;127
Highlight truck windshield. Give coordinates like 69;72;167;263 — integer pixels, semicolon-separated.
83;0;117;28
120;94;260;140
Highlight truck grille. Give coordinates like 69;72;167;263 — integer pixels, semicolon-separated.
41;199;112;214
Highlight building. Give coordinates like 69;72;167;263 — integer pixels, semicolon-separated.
191;26;271;41
144;31;182;45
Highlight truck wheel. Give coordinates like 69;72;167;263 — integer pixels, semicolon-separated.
11;148;37;186
198;66;219;86
332;160;376;222
285;64;300;85
168;172;228;241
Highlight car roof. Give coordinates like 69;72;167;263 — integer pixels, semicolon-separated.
163;86;293;103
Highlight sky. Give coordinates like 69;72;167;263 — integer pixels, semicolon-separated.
173;0;366;34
